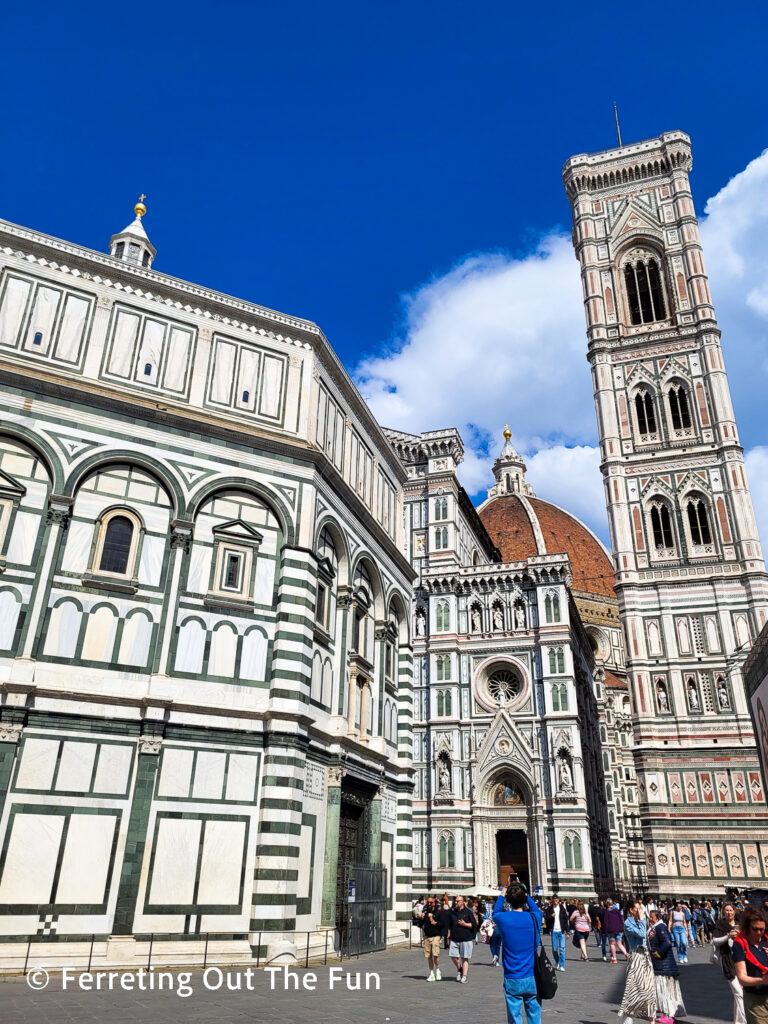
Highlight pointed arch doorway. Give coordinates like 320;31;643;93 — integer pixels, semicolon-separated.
473;772;542;892
496;829;529;890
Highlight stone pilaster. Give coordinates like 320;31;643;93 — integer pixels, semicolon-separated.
320;765;343;926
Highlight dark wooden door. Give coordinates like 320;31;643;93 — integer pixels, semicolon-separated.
496;829;530;889
336;801;363;923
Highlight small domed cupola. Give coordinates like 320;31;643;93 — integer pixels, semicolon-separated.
487;425;534;499
109;195;156;268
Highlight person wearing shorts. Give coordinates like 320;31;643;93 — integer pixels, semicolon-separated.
421;897;448;981
449;895;477;983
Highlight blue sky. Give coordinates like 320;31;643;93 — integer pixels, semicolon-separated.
3;1;768;543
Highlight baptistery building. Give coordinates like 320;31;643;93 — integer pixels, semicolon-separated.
0;203;415;968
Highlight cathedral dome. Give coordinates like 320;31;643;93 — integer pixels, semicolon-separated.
479;493;616;599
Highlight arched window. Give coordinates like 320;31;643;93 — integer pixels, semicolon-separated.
668;384;692;430
94;510;140;577
435;497;448;521
552;684;560;712
572;834;582;870
559;684;568;711
552;594;560;622
634;391;657;435
650;503;674;550
557;648;565;672
686;498;712;546
624;255;667;325
435;600;450;633
437;691;444;717
439;832;455;868
545;594;560;623
444;690;452;716
548;648;557;673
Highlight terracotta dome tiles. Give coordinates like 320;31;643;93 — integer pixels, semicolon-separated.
479;494;616;600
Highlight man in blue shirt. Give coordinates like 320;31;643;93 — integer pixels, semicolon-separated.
492;883;543;1024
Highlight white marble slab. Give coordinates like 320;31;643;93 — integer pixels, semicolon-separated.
147;817;201;905
94;743;134;794
15;736;59;790
157;747;193;798
55;813;116;903
55;741;96;792
197;819;245;905
0;812;63;903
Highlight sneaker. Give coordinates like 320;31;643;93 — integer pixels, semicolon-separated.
460;976;467;984
603;955;609;962
435;969;441;980
680;957;688;964
456;971;462;981
426;971;435;982
491;955;498;966
611;958;618;963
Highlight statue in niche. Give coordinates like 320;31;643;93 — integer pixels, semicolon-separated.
557;756;574;793
717;678;731;710
415;609;426;637
687;681;699;711
438;758;452;794
493;605;504;631
657;683;669;713
471;606;482;633
515;605;526;630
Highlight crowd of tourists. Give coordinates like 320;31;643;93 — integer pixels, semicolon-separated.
412;888;768;1024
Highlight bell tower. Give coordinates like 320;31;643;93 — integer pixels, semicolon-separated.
563;131;768;892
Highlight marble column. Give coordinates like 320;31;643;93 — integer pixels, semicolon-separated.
154;520;194;675
359;683;370;742
321;766;343;926
369;796;382;866
112;732;163;935
347;676;358;735
22;494;73;659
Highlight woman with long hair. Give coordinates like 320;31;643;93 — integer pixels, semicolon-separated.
712;902;746;1024
648;908;686;1024
731;905;768;1024
618;899;656;1024
570;900;592;962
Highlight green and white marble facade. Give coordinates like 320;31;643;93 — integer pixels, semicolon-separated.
0;213;415;967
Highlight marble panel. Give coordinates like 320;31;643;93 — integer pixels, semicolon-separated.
0;589;22;649
210;340;236;404
24;286;59;352
43;599;82;659
54;294;89;363
82;605;118;662
259;355;284;418
138;534;165;587
6;511;40;565
55;813;117;903
197;820;245;905
0;275;31;348
0;812;63;903
157;747;193;798
117;611;153;668
163;327;191;392
240;630;267;682
135;318;164;385
210;625;237;677
60;520;93;573
187;543;212;593
192;751;226;801
147;817;201;905
55;741;97;792
94;743;134;794
107;311;140;377
16;737;60;790
174;619;206;674
253;557;275;605
225;754;258;802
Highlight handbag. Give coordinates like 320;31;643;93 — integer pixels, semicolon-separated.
526;908;557;1000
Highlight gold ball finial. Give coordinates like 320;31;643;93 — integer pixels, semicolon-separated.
503;424;512;441
134;193;147;218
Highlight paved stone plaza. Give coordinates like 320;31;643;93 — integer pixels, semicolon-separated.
1;939;733;1023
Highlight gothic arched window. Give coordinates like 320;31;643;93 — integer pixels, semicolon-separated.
439;832;455;868
552;684;560;712
624;254;667;325
634;391;657;436
668;384;692;430
686;498;712;546
650;503;674;550
435;600;450;633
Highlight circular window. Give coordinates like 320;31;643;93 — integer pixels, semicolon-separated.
488;669;521;706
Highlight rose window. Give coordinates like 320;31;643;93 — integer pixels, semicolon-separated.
488;670;521;705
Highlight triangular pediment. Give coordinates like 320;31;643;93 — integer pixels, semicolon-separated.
659;356;690;384
676;470;711;497
476;710;531;776
0;468;26;499
212;519;263;544
610;198;663;242
625;362;656;389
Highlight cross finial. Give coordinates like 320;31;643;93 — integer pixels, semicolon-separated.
134;194;147;218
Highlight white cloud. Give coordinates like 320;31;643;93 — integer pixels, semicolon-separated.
355;146;768;549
